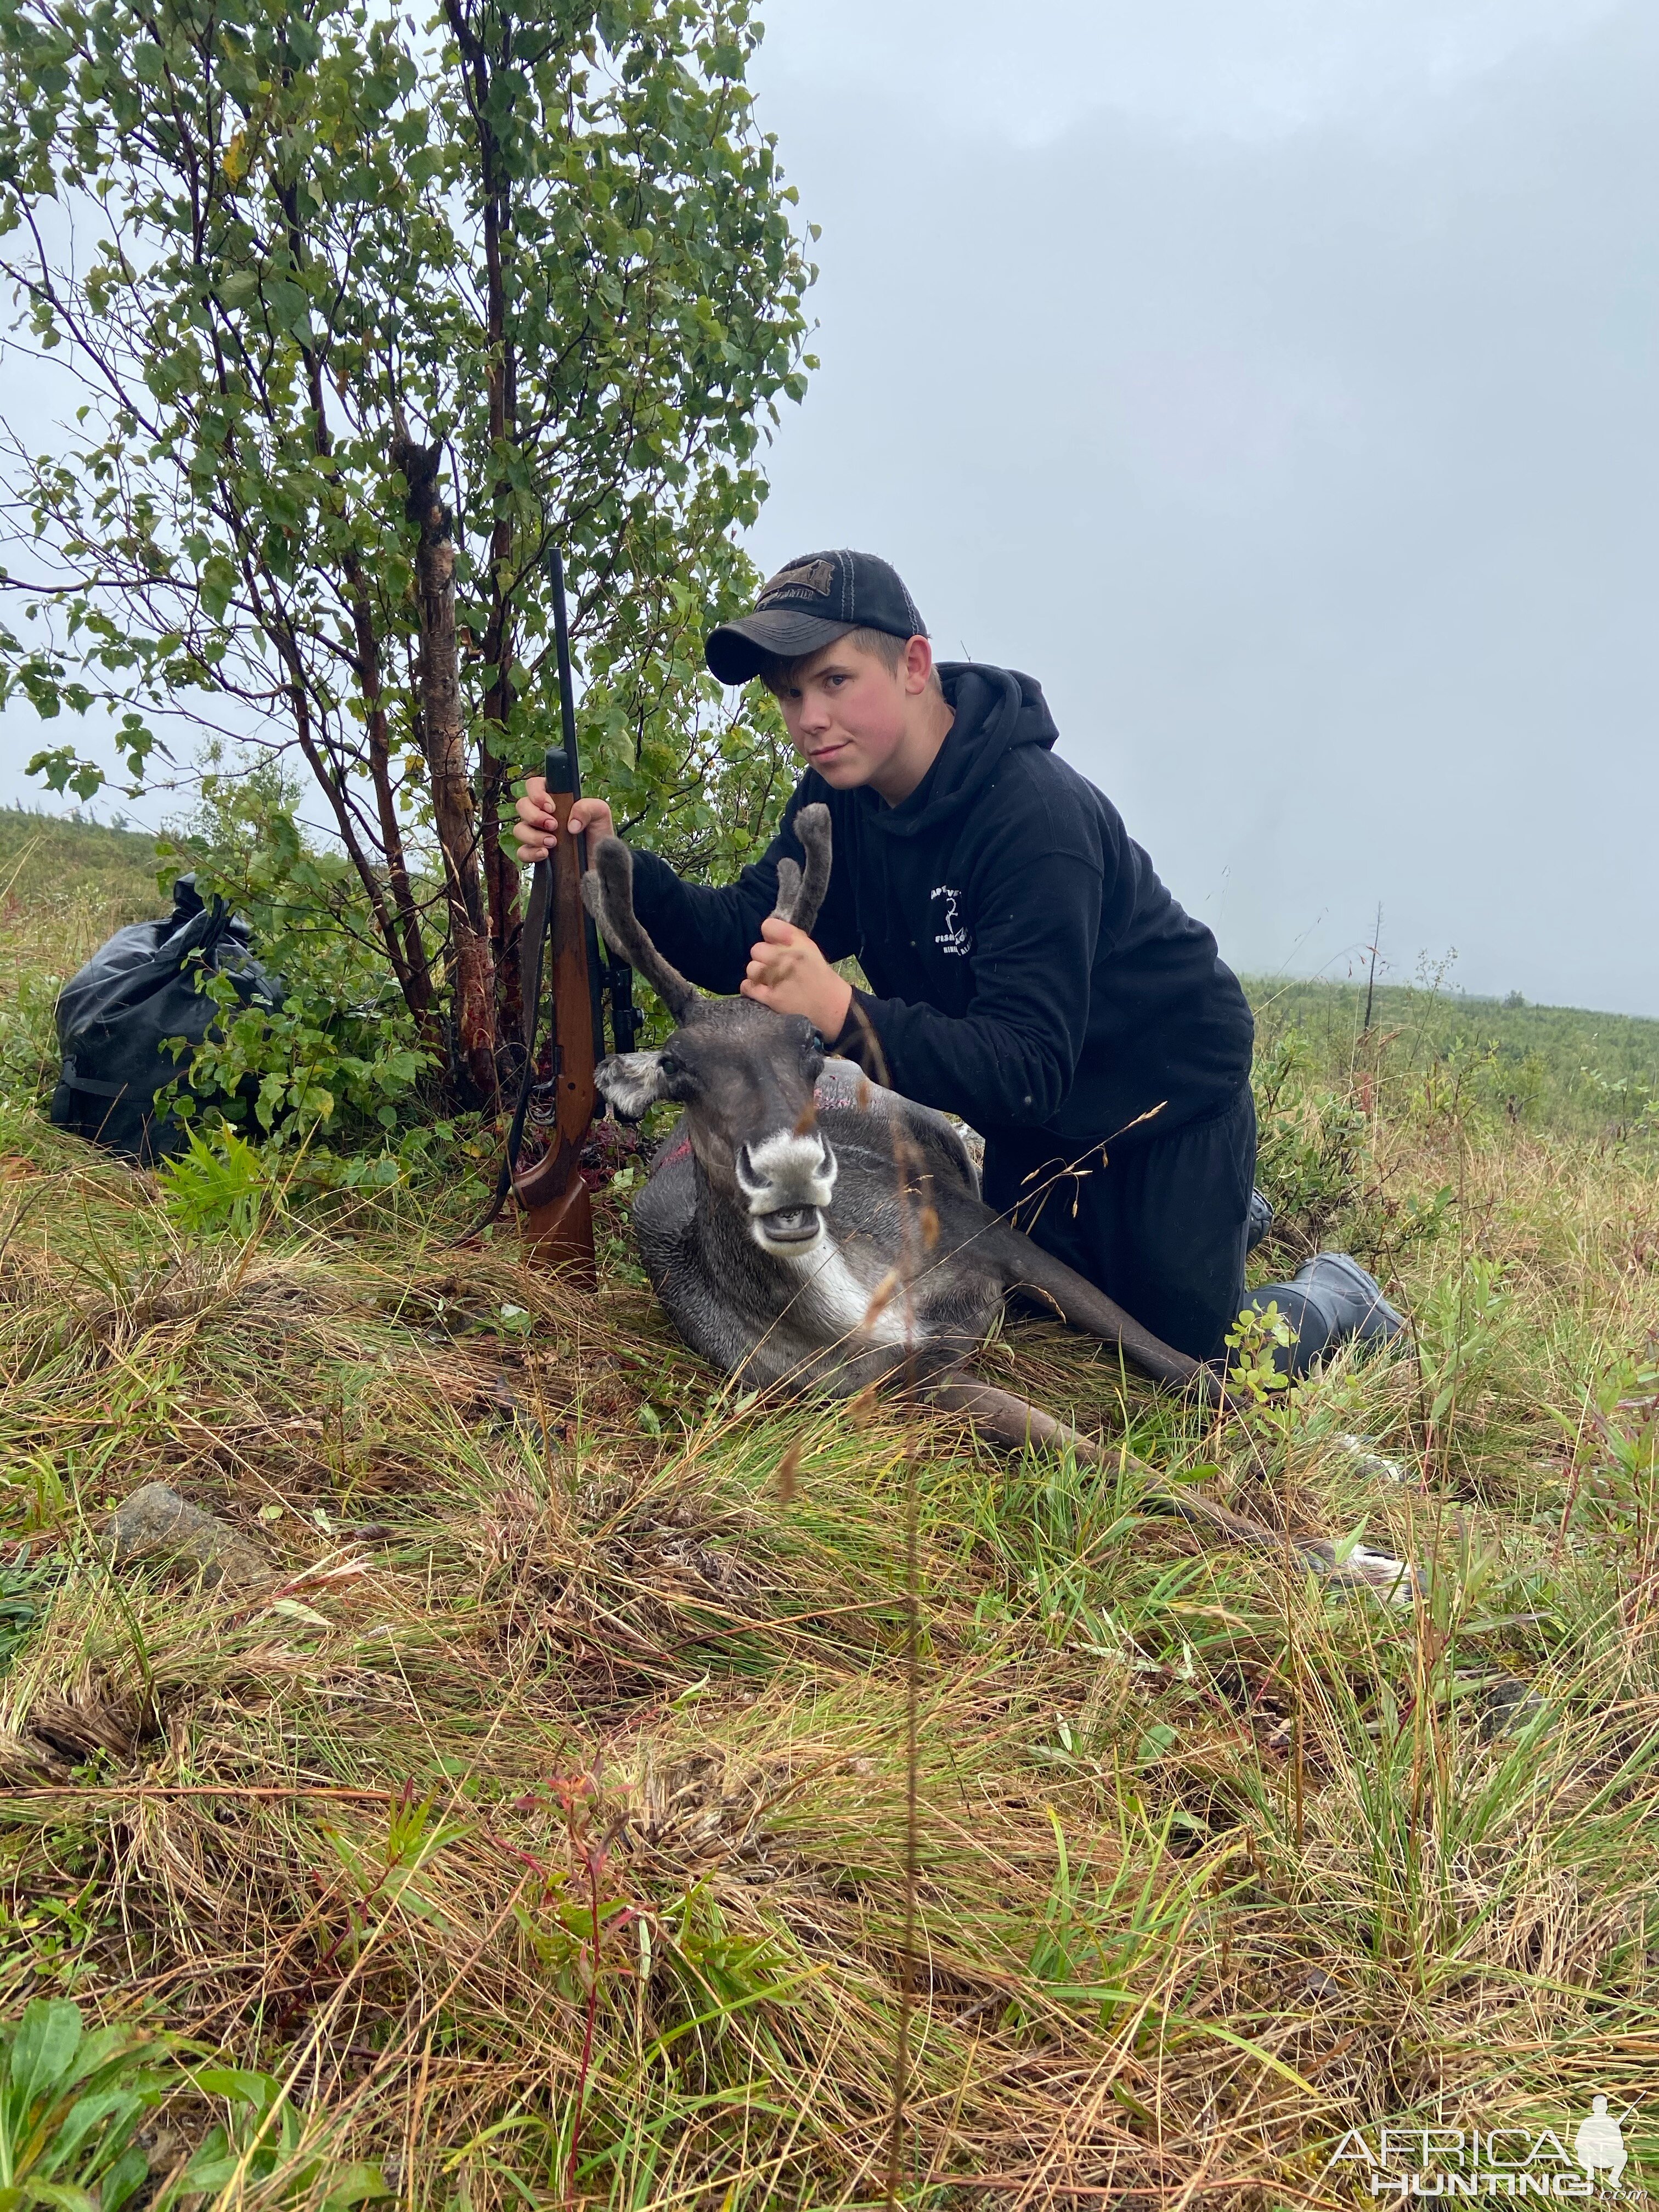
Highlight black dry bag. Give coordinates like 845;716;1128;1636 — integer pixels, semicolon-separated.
50;874;284;1163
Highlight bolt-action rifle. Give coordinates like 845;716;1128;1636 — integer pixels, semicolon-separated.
476;548;642;1277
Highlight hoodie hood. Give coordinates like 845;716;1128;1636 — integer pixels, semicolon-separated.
872;663;1058;840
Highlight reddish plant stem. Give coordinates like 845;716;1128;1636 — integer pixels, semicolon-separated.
567;1838;604;2202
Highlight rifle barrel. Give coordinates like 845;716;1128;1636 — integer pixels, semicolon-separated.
549;546;581;799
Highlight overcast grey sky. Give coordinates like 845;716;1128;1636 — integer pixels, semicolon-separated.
742;0;1659;1011
4;0;1655;1011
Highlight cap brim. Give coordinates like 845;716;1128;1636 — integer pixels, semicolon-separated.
704;610;857;686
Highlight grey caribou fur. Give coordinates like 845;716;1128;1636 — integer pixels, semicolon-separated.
582;806;1410;1595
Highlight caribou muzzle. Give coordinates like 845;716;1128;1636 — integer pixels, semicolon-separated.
735;1128;838;1254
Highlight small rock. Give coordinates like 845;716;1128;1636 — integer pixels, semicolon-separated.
1474;1672;1549;1742
106;1482;272;1592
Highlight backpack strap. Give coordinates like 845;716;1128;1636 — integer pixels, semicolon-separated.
59;1059;131;1099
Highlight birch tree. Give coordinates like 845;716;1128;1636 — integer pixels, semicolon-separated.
0;0;812;1099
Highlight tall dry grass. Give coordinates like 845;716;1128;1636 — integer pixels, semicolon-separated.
1;874;1655;2205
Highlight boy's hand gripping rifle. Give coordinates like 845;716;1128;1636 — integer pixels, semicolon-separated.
501;550;640;1279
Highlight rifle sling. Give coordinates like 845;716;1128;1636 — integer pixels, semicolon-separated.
451;852;554;1245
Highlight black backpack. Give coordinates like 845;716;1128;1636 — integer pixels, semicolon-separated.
50;874;284;1163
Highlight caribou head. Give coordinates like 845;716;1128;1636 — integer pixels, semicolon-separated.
582;805;840;1257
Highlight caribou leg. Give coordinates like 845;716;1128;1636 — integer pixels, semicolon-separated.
974;1220;1224;1404
916;1368;1414;1598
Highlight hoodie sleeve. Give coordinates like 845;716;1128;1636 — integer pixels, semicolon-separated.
839;843;1104;1131
622;783;859;996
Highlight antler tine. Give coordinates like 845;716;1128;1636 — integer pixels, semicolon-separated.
774;803;832;933
769;857;803;922
582;836;698;1021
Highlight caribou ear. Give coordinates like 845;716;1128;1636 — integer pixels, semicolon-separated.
582;836;697;1019
771;803;832;934
595;1051;670;1122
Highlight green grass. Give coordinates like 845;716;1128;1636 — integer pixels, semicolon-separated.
0;804;162;916
1247;971;1659;1140
0;861;1655;2205
0;811;171;1116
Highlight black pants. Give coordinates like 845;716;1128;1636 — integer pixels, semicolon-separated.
981;1086;1334;1368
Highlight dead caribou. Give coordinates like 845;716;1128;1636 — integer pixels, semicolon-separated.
582;805;1410;1595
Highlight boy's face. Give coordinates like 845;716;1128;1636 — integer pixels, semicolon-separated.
769;639;921;792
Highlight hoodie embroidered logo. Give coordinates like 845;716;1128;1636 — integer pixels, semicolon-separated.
931;884;971;957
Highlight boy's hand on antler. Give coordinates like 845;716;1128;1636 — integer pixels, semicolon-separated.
742;917;853;1039
513;777;614;865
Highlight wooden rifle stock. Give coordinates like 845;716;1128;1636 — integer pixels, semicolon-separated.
513;551;600;1284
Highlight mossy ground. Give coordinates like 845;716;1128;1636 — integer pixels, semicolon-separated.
1;825;1656;2206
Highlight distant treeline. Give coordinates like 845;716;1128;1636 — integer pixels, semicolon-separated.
0;804;161;916
1246;974;1659;1140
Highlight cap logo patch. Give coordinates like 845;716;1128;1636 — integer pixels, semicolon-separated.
758;557;835;606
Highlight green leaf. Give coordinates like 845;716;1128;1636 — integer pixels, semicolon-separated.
7;1999;83;2107
35;2087;142;2172
196;554;238;622
321;2164;393;2206
178;2151;240;2188
192;2064;279;2110
95;2146;150;2212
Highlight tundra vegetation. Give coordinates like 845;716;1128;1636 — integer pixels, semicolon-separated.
0;809;1655;2205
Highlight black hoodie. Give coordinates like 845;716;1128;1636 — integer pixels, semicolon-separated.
627;664;1254;1148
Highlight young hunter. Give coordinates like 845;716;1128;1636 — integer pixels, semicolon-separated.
514;550;1402;1370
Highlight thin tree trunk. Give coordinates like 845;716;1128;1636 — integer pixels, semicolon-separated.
278;170;437;1036
393;429;498;1103
349;582;438;1031
277;663;417;992
449;0;523;1049
480;753;522;1041
207;432;419;1016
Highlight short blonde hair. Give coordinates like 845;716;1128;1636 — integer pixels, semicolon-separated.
760;627;940;696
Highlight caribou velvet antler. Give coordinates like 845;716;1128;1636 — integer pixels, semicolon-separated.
581;836;698;1021
770;803;833;934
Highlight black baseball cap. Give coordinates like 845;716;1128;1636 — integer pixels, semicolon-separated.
704;549;928;686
